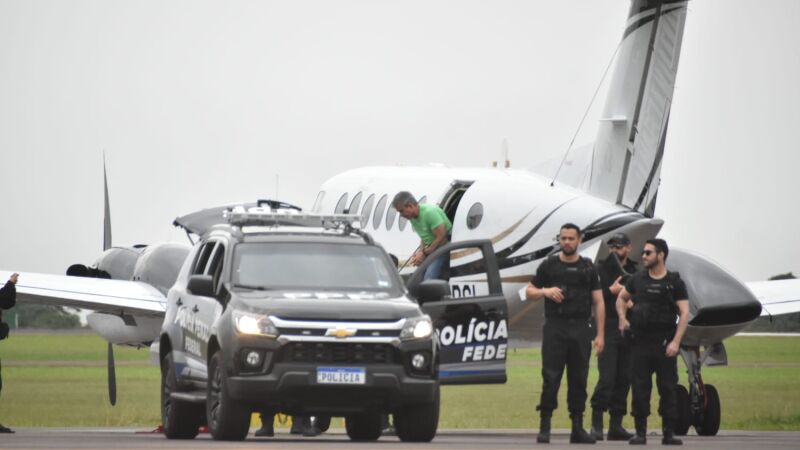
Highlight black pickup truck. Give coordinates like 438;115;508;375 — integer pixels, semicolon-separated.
158;209;508;441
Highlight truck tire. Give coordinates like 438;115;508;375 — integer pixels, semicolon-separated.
345;413;382;441
161;353;203;439
207;351;251;441
394;384;440;442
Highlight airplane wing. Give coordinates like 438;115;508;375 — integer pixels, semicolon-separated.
746;279;800;317
0;270;167;317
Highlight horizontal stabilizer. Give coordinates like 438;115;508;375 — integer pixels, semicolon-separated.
746;279;800;316
0;270;167;316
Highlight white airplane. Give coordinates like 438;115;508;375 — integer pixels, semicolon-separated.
0;0;798;437
305;0;800;436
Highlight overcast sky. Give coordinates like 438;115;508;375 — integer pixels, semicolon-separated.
0;0;798;282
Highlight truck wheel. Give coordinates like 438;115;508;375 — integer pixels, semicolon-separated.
345;413;382;441
394;385;440;442
161;353;202;439
207;351;251;441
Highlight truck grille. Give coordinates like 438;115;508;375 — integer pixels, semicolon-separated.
280;342;397;364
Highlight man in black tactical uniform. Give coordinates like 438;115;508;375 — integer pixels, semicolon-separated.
526;223;605;444
0;273;19;434
590;233;637;441
617;239;689;446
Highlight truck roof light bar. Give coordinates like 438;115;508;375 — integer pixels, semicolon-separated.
224;207;359;229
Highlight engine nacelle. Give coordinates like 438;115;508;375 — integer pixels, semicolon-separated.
667;248;762;347
86;312;163;346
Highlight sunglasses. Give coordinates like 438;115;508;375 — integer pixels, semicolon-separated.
642;250;655;256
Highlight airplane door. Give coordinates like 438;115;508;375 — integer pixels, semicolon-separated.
406;239;508;385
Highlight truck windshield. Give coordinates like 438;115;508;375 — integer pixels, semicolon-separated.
232;242;400;293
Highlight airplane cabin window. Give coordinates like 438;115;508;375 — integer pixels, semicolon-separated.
360;194;375;227
385;195;398;230
467;202;484;230
334;193;348;214
348;192;362;214
373;194;388;230
398;214;408;231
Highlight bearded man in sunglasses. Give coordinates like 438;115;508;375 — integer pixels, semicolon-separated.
617;239;690;446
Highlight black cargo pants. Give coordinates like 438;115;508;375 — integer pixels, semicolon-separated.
590;319;632;416
538;317;593;416
630;338;678;424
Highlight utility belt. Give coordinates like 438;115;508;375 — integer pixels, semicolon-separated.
630;329;675;345
545;315;591;326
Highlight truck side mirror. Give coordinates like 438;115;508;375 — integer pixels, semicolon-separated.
414;279;450;304
187;274;214;297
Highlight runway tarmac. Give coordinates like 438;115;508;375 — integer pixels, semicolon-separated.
1;428;799;450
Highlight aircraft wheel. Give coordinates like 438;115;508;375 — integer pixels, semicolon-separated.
394;384;440;442
695;384;721;436
207;351;251;441
674;384;692;436
345;413;382;441
161;353;203;439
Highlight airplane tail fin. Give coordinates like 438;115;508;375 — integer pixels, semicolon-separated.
587;0;689;216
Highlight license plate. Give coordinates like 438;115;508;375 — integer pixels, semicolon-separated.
316;367;366;385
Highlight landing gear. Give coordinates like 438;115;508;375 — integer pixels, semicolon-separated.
677;345;724;436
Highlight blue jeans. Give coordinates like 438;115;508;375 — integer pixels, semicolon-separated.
423;254;447;280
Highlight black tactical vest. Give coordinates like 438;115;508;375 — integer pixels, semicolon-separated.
629;271;680;335
542;255;595;319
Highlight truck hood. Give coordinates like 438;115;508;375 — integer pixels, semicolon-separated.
231;291;423;321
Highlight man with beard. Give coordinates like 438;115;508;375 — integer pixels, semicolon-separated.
617;239;689;445
590;233;637;441
526;224;605;444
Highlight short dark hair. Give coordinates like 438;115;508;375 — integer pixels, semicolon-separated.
645;238;669;260
560;223;582;236
392;191;417;209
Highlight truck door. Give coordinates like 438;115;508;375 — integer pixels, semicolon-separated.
181;240;224;381
406;239;507;385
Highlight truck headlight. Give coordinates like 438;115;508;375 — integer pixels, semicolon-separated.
400;316;433;340
233;310;278;338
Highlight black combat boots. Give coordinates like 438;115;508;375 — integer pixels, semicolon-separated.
537;413;552;444
607;414;634;441
590;409;604;441
569;414;597;444
629;418;647;445
662;427;683;445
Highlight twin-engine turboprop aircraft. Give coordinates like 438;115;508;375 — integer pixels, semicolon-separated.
1;0;799;438
306;0;800;436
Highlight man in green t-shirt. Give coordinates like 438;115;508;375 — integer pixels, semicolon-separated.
392;191;452;280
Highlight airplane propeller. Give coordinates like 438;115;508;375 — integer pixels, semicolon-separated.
107;341;117;406
103;154;117;406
